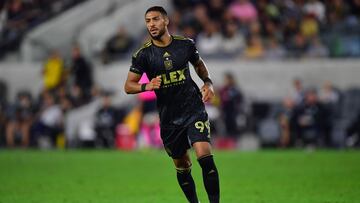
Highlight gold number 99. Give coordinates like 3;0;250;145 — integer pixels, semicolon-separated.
195;120;210;133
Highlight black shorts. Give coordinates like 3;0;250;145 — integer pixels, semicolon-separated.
160;113;211;159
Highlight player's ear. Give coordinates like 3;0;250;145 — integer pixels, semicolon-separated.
164;16;169;26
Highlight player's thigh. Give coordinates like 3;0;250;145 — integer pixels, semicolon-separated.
161;127;191;159
187;114;212;158
172;151;192;168
193;141;212;159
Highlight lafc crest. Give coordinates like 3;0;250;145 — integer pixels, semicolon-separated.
163;51;173;70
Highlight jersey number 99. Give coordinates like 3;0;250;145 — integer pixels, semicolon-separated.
195;120;210;134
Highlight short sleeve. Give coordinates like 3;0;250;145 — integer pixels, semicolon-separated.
188;38;200;64
130;49;146;75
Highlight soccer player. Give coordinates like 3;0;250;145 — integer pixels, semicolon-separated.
124;6;220;203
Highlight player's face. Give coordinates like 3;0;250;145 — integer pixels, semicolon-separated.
145;11;168;40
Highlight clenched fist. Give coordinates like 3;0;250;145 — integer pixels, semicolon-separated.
147;76;162;90
201;83;214;103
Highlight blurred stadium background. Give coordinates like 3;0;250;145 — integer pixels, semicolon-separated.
0;0;360;202
1;0;360;150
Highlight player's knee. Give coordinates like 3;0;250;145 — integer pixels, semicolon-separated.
197;154;213;161
193;142;212;158
196;150;212;159
176;163;192;174
174;153;192;171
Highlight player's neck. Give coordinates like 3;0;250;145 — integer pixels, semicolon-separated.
152;32;172;47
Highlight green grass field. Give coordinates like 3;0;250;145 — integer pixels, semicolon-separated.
0;149;359;203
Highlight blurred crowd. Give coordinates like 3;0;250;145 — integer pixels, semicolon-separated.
94;0;360;64
276;79;360;149
2;65;360;149
1;0;360;62
168;0;360;59
0;43;161;149
204;75;360;149
1;0;360;150
0;44;101;149
0;0;86;59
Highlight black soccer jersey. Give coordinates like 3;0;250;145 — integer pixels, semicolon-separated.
130;35;207;127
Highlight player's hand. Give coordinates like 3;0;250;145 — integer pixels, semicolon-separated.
201;83;214;103
147;76;162;90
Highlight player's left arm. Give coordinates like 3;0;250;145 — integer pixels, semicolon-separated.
191;58;215;103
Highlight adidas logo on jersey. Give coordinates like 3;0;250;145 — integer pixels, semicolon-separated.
163;51;171;58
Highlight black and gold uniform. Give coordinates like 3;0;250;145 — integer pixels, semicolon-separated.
130;35;210;158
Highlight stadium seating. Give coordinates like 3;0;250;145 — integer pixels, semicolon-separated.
78;0;172;59
21;0;119;61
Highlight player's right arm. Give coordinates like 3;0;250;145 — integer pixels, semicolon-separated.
124;73;161;94
125;43;161;94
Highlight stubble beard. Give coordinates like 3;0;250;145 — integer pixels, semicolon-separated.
149;27;166;41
